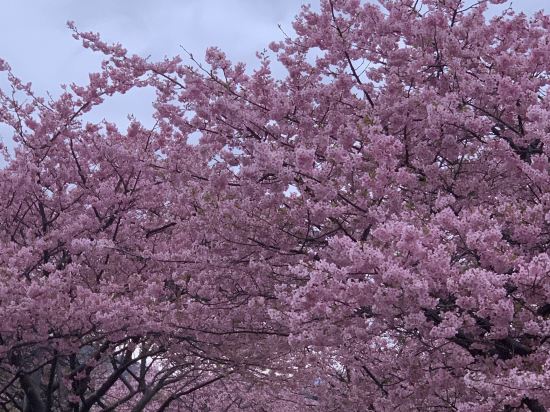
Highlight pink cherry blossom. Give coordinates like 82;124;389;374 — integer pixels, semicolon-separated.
0;0;549;410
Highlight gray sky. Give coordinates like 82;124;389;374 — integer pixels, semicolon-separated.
0;1;305;91
0;0;547;138
0;0;307;133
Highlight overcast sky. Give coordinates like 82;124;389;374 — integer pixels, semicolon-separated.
0;0;547;144
0;0;308;135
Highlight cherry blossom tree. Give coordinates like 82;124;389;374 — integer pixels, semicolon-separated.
1;0;549;410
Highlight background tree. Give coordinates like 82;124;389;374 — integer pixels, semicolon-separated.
0;0;549;410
